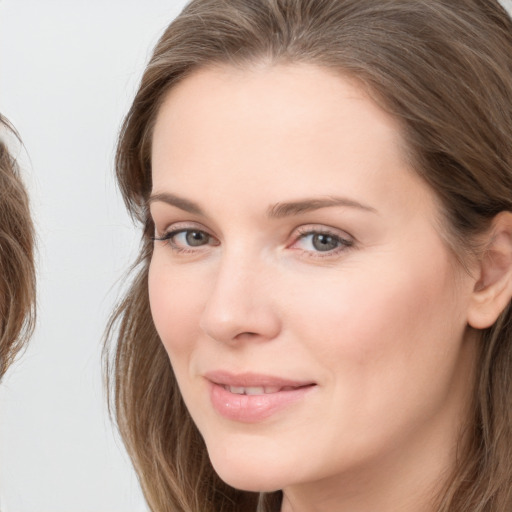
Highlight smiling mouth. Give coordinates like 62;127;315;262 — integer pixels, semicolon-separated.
222;384;313;395
205;370;315;392
205;372;317;422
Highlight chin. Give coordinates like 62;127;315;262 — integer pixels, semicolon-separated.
212;465;284;493
205;442;293;492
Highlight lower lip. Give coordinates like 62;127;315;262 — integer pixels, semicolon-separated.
209;382;315;423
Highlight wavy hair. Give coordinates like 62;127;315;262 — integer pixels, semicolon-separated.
105;1;512;510
0;115;36;377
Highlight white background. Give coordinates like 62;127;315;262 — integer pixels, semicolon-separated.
0;1;187;511
0;1;511;511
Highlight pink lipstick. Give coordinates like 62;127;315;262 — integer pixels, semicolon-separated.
205;371;316;423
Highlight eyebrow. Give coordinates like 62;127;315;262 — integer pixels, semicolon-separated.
147;193;204;215
267;196;377;218
147;192;377;218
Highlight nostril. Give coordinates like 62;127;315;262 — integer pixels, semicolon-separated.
233;331;259;341
199;284;281;343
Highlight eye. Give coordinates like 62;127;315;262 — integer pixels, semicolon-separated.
307;233;341;252
291;228;354;256
178;230;211;247
153;227;218;252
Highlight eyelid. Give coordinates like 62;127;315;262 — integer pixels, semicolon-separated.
152;220;355;258
289;224;355;257
292;224;354;241
152;221;220;254
153;220;212;239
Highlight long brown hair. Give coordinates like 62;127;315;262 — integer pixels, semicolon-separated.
0;115;36;377
106;1;512;510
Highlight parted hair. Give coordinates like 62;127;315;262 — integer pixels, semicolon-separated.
105;1;512;511
0;115;36;377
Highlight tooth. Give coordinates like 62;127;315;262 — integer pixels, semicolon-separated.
264;386;280;394
229;386;245;394
245;386;265;395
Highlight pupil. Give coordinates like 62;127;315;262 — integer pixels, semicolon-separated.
186;231;208;246
312;234;338;252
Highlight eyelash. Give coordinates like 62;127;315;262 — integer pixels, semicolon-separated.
152;225;354;258
291;226;354;258
152;227;219;254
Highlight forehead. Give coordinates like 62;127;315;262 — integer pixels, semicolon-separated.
153;65;403;174
149;63;434;222
152;63;402;149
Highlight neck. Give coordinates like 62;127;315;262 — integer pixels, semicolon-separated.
280;401;474;512
280;439;454;512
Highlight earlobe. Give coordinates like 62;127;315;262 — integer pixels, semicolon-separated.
468;211;512;330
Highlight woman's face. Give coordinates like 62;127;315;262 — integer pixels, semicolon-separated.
148;64;479;497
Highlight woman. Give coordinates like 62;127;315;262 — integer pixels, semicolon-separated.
106;1;512;511
0;115;36;378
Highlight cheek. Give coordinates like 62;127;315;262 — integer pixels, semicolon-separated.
288;248;467;389
148;254;205;359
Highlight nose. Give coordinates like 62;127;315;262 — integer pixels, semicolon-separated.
199;251;281;345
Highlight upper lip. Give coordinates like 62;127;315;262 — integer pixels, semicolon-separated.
204;370;315;389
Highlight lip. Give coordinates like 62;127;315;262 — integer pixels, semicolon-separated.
205;371;316;423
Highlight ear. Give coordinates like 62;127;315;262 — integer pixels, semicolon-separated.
468;211;512;329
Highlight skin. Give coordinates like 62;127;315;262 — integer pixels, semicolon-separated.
148;64;480;512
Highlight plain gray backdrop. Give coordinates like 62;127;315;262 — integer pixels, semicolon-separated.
0;1;187;511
